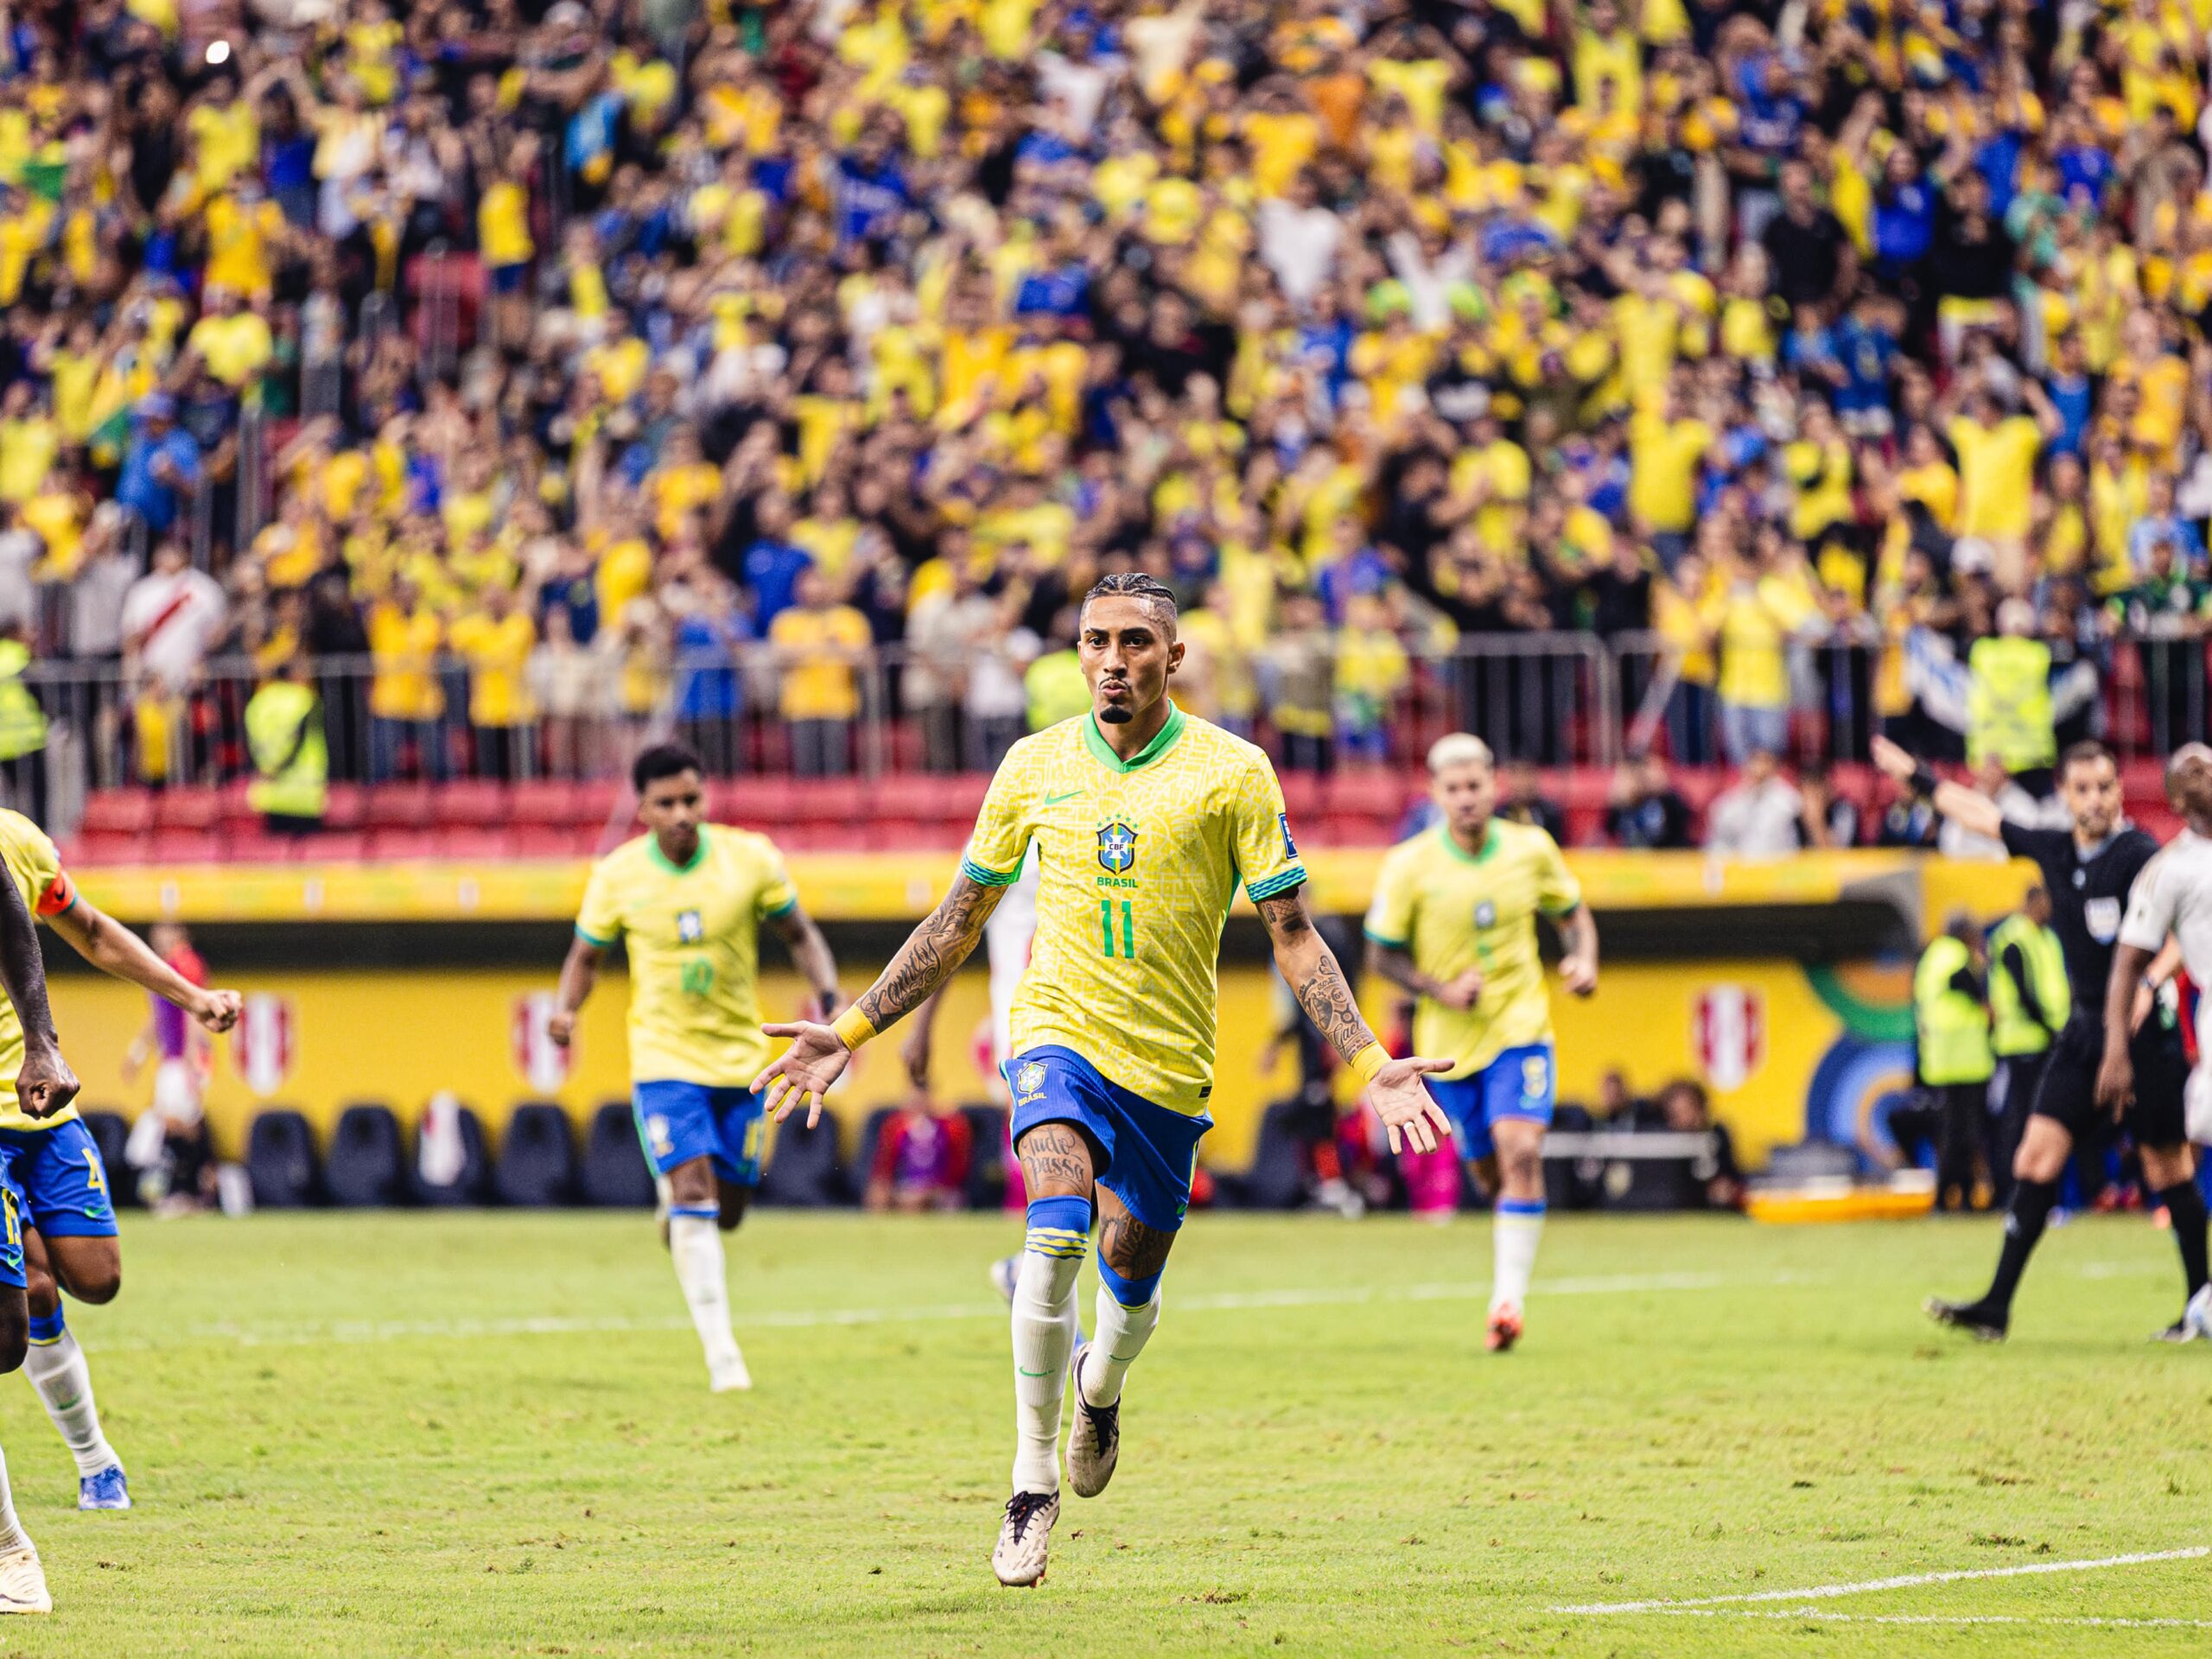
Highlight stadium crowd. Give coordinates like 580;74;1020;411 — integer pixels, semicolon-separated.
1;0;2210;815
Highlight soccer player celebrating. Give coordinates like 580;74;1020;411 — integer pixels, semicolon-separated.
2098;742;2212;1340
752;574;1452;1587
552;744;841;1391
0;810;241;1512
1871;736;2202;1340
1363;734;1599;1353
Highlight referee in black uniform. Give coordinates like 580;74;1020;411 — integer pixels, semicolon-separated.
1872;736;2204;1341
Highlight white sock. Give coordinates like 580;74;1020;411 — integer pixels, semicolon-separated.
0;1445;27;1553
1079;1283;1161;1408
667;1210;741;1374
1010;1248;1081;1495
1492;1199;1546;1311
25;1328;118;1478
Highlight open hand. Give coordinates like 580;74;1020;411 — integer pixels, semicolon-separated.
1364;1055;1456;1154
751;1020;855;1127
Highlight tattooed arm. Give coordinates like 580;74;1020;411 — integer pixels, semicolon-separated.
751;873;1006;1126
1256;887;1453;1154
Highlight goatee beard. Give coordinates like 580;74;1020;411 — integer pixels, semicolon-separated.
1098;705;1134;724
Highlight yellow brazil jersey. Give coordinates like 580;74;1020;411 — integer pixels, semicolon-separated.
0;810;82;1130
1363;818;1580;1079
963;706;1306;1117
575;825;799;1087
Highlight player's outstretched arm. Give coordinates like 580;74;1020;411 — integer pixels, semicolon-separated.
548;935;604;1048
1257;887;1453;1154
752;872;1005;1127
1870;734;2005;840
46;899;241;1033
0;872;76;1119
1554;902;1599;996
771;904;843;1020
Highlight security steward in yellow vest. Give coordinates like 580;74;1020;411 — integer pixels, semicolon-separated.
1967;601;2055;796
1986;883;2068;1203
245;655;328;834
0;630;48;824
1915;911;1995;1212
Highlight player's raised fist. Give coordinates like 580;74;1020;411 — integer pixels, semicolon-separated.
546;1010;576;1048
16;1036;79;1121
1435;968;1485;1011
195;988;244;1033
752;1020;854;1127
1560;957;1599;997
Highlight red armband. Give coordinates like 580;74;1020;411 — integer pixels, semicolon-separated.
34;871;74;918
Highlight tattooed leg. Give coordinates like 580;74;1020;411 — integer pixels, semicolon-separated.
1080;1185;1175;1408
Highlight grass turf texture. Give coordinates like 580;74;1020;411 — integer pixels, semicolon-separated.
3;1211;2209;1656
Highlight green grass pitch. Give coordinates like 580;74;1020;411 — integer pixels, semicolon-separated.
3;1210;2209;1656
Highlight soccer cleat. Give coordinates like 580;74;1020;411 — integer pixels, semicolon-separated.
989;1255;1020;1306
78;1465;130;1510
2152;1319;2207;1344
709;1349;753;1393
1065;1342;1120;1498
0;1546;50;1614
2187;1283;2212;1339
1924;1296;2008;1342
1485;1303;1522;1353
991;1490;1059;1586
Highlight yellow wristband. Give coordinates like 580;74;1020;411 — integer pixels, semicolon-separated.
1349;1043;1390;1087
831;1007;877;1052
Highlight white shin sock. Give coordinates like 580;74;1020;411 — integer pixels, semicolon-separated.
1079;1285;1160;1408
0;1444;27;1553
1492;1200;1546;1311
667;1211;741;1373
25;1329;118;1478
1010;1249;1081;1494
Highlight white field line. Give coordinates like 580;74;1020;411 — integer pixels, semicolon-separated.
1643;1611;2212;1630
1557;1546;2212;1616
82;1266;1813;1355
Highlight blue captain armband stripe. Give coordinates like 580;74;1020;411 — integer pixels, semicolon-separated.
761;894;798;918
1362;927;1408;949
575;925;616;947
1246;867;1308;903
960;859;1021;887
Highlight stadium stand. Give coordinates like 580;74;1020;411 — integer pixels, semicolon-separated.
245;1109;321;1209
580;1100;658;1207
493;1103;580;1206
757;1115;848;1209
409;1103;492;1207
324;1103;407;1207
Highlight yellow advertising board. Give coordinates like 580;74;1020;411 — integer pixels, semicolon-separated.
54;957;1919;1177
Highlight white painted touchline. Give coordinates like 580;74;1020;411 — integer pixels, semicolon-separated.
82;1268;1815;1354
1643;1611;2212;1629
1557;1546;2212;1615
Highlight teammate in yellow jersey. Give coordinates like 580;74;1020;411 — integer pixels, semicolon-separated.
753;573;1453;1588
1364;736;1599;1355
0;811;238;1522
551;745;840;1392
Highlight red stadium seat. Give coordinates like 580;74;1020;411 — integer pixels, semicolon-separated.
322;783;368;830
510;780;583;826
226;832;303;864
363;784;435;830
365;830;442;861
434;781;510;826
218;779;259;831
512;824;592;859
154;788;221;831
74;831;148;866
79;790;154;836
1324;768;1407;819
304;832;368;862
573;779;620;827
786;779;866;823
1277;771;1322;823
151;830;222;863
788;823;872;853
440;828;516;861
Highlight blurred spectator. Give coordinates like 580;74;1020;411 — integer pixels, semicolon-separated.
1706;751;1803;860
1796;760;1859;849
864;1093;974;1213
1497;757;1566;842
1605;755;1694;849
122;923;216;1215
770;569;870;778
1643;1080;1743;1211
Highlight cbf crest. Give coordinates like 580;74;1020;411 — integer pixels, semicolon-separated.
1014;1061;1047;1098
1474;900;1497;929
677;908;704;943
1096;819;1139;874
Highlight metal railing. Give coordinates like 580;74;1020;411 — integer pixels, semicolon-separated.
16;626;2209;838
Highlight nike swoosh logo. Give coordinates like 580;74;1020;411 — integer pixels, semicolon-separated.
1044;790;1083;805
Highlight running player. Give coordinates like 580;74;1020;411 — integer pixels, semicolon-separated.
2098;742;2212;1339
0;830;84;1612
0;812;240;1511
751;573;1452;1587
1363;733;1599;1353
550;743;841;1391
1870;737;2202;1340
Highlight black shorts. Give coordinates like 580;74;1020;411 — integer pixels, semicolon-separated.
2031;1017;2189;1147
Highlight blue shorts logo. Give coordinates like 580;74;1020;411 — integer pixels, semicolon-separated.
1014;1061;1048;1097
677;909;703;944
1280;813;1298;858
1096;820;1139;874
646;1114;674;1156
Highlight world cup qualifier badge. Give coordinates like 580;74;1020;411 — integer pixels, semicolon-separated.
1096;819;1139;874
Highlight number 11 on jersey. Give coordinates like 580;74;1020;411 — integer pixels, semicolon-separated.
1099;897;1135;958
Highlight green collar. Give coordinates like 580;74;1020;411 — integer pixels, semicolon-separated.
1082;702;1188;773
650;828;709;876
1440;819;1499;865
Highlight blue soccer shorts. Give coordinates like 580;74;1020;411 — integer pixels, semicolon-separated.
1003;1045;1211;1233
1427;1041;1556;1164
632;1082;767;1186
0;1120;119;1238
0;1151;25;1289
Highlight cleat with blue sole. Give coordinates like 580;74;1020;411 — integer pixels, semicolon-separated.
78;1467;130;1511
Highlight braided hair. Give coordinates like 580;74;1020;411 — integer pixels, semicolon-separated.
1079;570;1179;637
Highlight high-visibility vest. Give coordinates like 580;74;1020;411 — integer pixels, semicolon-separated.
1915;934;1994;1085
0;641;47;762
1987;912;2068;1058
245;680;328;820
1024;651;1090;732
1967;637;2055;772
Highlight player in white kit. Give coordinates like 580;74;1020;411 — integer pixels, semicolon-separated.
2100;743;2212;1341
